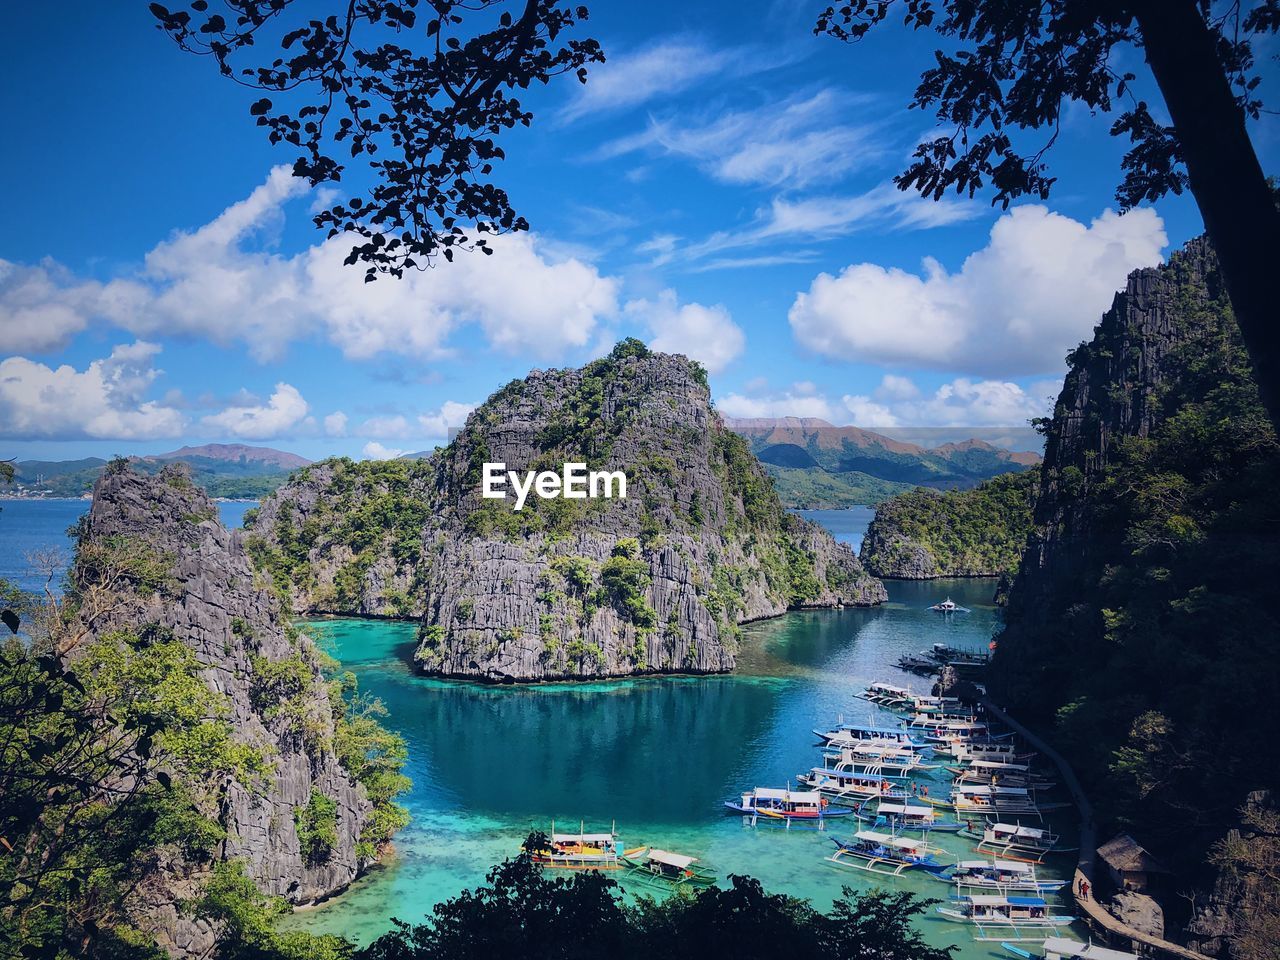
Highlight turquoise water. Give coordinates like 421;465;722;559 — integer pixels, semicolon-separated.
284;578;1081;956
0;499;256;592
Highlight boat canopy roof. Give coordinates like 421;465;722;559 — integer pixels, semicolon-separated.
811;767;877;783
553;833;615;843
645;849;697;869
870;682;910;694
956;785;1031;797
968;759;1031;772
854;831;923;851
753;787;821;801
994;859;1033;872
957;859;993;869
966;895;1046;906
879;803;933;817
1042;939;1139;960
991;823;1047;838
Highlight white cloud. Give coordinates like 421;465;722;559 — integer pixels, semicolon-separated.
679;183;979;265
560;39;737;124
716;388;835;421
8;166;622;363
201;382;309;440
0;259;103;353
0;342;187;440
789;205;1168;376
323;411;348;436
418;400;475;438
841;375;1058;428
628;290;744;374
599;90;883;189
362;441;406;461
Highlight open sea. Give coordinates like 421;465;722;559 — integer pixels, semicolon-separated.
0;500;1079;956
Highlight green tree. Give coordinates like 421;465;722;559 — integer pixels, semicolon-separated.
816;1;1280;430
151;0;604;279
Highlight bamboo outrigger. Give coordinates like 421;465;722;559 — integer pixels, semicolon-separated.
724;787;855;825
827;830;951;877
531;821;622;870
620;847;716;889
940;858;1069;893
960;821;1078;862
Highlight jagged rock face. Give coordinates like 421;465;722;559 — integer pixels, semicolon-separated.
1009;236;1221;605
72;466;373;957
860;526;940;579
250;346;885;681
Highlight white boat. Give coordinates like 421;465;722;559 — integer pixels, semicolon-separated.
1002;938;1140;960
797;767;911;802
936;894;1074;929
813;723;926;750
856;800;964;834
724;787;856;822
930;598;970;613
907;715;995;741
942;858;1069;892
950;741;1038;764
858;682;914;706
951;759;1057;791
828;830;951;877
945;784;1068;817
962;822;1077;862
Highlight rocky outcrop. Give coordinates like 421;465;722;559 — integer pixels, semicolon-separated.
249;342;885;681
69;464;377;957
1111;892;1165;939
859;470;1037;578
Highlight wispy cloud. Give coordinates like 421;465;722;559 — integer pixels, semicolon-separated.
595;90;884;189
560;37;772;125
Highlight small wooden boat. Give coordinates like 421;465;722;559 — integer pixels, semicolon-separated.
797;767;912;801
855;800;964;834
828;830;951;877
896;654;940;675
620;847;716;889
930;598;970;613
936;894;1074;929
724;787;855;822
531;824;622;870
961;822;1078;862
1002;937;1140;960
941;858;1069;892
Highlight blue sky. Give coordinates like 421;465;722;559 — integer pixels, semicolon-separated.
2;2;1276;462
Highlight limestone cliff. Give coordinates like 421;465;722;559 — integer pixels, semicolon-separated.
248;342;885;681
859;470;1037;579
69;464;384;957
991;236;1280;955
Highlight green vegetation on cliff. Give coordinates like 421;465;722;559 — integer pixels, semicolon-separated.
859;470;1038;578
763;464;912;509
994;239;1280;888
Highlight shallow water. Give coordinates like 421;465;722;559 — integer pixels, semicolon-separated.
284;578;1081;956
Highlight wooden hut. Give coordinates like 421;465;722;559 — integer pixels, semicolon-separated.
1097;834;1167;892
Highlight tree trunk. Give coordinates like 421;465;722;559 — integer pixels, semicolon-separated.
1130;0;1280;429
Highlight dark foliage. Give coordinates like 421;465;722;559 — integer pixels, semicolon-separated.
151;1;603;279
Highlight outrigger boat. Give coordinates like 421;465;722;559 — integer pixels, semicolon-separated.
1002;938;1141;960
930;735;1025;759
858;682;914;707
725;787;855;822
813;723;927;751
929;642;987;663
930;598;970;613
951;759;1057;791
949;740;1037;764
620;847;716;889
827;830;951;877
937;894;1074;931
907;694;975;718
797;767;911;801
896;654;939;675
932;784;1067;818
855;800;964;834
961;822;1077;862
940;859;1069;893
907;716;1002;742
532;823;622;870
821;744;940;777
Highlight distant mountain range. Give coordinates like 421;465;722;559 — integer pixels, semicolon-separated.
725;417;1040;507
7;444;312;499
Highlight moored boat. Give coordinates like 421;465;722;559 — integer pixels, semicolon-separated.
797;767;911;801
620;846;716;889
961;822;1077;862
855;800;964;833
858;681;914;706
936;894;1074;929
1002;938;1140;960
827;830;951;876
724;787;855;822
531;824;623;870
941;858;1069;892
